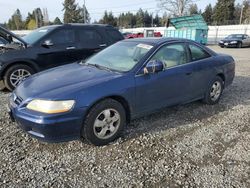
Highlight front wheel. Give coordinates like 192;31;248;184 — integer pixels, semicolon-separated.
82;99;126;146
203;76;224;105
4;64;35;91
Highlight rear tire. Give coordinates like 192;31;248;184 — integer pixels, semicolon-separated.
203;76;224;105
82;99;126;146
4;64;35;91
237;42;242;48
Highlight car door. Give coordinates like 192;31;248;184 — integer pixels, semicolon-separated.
186;43;214;98
36;28;77;69
76;28;106;61
135;43;194;115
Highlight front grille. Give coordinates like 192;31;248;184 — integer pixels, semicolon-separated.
11;93;23;107
14;96;23;106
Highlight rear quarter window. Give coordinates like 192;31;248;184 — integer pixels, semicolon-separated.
106;29;124;43
189;44;210;61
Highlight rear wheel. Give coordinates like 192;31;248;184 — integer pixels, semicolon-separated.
203;76;224;105
82;99;126;146
4;64;35;91
237;42;242;48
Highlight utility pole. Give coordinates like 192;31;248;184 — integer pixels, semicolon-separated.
83;0;86;23
240;0;245;24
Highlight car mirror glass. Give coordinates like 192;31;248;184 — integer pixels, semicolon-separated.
42;40;54;47
144;60;164;74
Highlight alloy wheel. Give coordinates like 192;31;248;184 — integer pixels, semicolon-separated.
210;81;222;101
10;69;31;87
93;108;121;140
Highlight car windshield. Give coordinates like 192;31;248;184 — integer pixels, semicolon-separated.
226;34;243;39
85;41;154;72
22;27;54;44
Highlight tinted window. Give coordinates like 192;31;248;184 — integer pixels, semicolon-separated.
78;29;102;47
106;29;123;43
22;27;55;44
189;44;210;61
151;43;187;68
48;29;75;45
0;37;7;45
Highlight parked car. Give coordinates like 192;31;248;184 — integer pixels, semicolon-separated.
122;32;132;39
8;38;235;146
218;34;250;48
124;32;162;39
124;32;144;39
0;24;124;91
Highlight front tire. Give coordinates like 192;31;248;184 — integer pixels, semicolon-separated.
203;76;224;105
82;99;126;146
3;64;35;91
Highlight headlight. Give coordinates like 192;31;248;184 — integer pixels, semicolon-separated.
219;40;223;43
27;99;75;114
230;41;237;44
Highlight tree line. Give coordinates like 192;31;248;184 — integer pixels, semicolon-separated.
2;0;250;30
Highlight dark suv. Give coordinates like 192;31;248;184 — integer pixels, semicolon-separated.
0;24;124;91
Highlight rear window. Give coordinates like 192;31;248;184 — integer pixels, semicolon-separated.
106;29;124;43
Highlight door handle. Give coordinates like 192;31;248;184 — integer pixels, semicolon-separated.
186;72;192;75
66;46;76;50
99;44;107;47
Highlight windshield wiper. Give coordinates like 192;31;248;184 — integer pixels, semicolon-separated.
86;63;112;72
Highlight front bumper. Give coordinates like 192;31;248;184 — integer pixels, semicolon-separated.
218;42;238;48
8;102;87;143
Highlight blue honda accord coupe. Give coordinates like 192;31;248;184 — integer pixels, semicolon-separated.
8;38;235;146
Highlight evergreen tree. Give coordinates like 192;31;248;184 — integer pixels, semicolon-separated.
202;4;213;25
34;8;44;28
189;4;199;15
63;0;82;23
213;0;235;25
153;14;160;27
7;9;23;30
54;17;63;25
99;11;117;26
136;9;144;27
80;4;91;23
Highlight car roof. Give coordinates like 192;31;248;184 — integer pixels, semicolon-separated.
124;37;190;45
39;24;115;31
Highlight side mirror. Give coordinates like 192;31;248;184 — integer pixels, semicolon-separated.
42;40;54;47
144;60;164;74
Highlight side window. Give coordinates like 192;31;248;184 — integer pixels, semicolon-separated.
151;43;187;68
189;44;210;61
48;29;75;45
106;29;124;43
78;29;102;47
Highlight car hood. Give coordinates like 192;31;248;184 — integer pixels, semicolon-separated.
0;26;27;46
222;38;241;42
15;63;122;100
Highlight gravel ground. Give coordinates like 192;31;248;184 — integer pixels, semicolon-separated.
0;46;250;187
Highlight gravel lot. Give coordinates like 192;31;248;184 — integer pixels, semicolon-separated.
0;46;250;187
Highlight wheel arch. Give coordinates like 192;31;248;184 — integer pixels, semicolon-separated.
1;60;39;79
217;73;225;83
85;95;132;124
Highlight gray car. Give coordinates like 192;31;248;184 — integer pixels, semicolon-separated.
219;34;250;48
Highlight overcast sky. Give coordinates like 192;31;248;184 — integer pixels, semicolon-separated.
0;0;239;23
